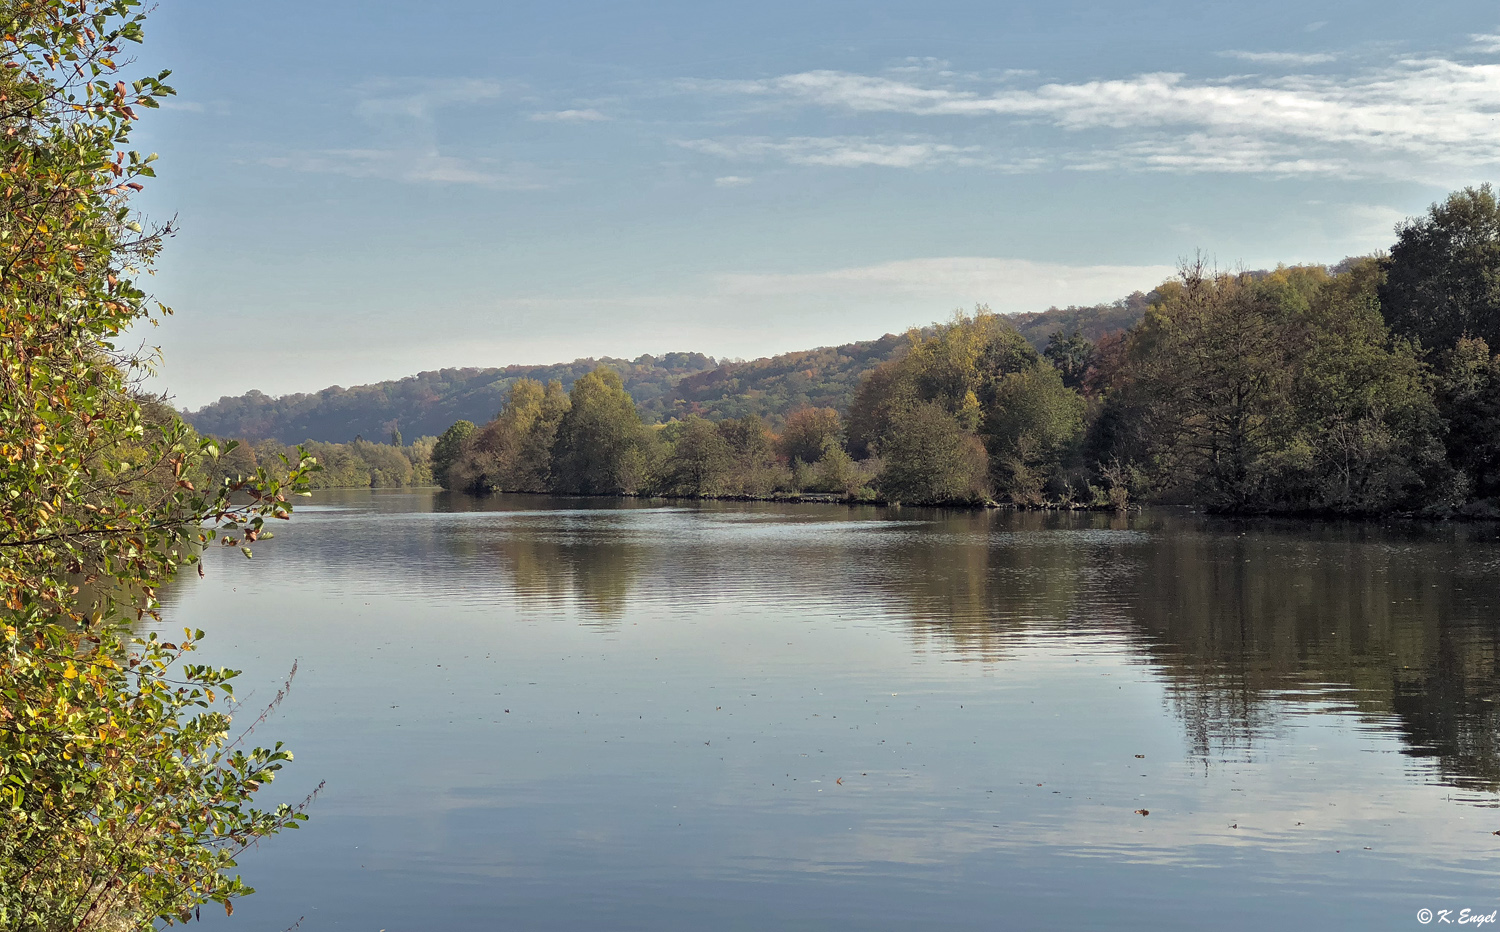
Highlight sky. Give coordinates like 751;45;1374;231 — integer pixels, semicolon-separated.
125;0;1500;408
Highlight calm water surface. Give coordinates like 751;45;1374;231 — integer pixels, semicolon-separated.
160;490;1500;931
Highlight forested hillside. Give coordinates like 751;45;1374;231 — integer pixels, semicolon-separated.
184;301;1152;441
653;332;907;425
1011;292;1154;346
184;353;716;443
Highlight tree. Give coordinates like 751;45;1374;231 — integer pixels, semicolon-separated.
777;407;843;465
1381;184;1500;353
1123;261;1302;508
848;310;1040;456
810;438;866;496
1105;259;1445;513
1043;327;1093;389
874;402;989;504
1435;336;1500;503
450;379;568;493
1278;257;1444;512
550;368;653;494
982;366;1084;504
715;415;786;495
658;416;731;496
0;2;316;926
431;420;476;490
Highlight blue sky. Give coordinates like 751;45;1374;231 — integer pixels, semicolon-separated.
129;1;1500;408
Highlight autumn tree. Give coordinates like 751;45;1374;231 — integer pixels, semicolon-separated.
874;402;989;504
450;379;568;493
776;407;842;465
1435;336;1500;503
982;366;1084;504
1043;327;1093;389
550;368;654;495
0;2;316;926
658;416;731;496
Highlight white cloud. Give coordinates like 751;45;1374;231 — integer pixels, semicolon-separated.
691;57;1500;178
1219;50;1338;65
1097;134;1352;175
680;136;985;169
352;78;504;123
529;108;609;122
713;175;753;187
262;148;548;189
1471;33;1500;54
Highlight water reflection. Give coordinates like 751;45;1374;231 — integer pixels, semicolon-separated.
426;494;1500;794
1117;519;1500;791
164;491;1500;931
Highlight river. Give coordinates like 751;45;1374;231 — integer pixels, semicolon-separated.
162;490;1500;930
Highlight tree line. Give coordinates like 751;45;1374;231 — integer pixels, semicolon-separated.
194;427;436;491
436;185;1500;517
430;373;875;500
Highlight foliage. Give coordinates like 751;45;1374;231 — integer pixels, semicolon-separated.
711;415;788;496
1096;260;1444;513
448;378;568;494
291;438;431;490
657;416;732;497
873;402;989;505
982;366;1085;504
0;630;307;929
659;334;908;426
1381;184;1500;353
849;310;1081;504
776;407;842;466
1043;328;1093;389
0;1;314;926
550;369;655;495
808;440;872;497
1436;336;1500;504
409;186;1500;516
193;436;433;491
183;302;1154;449
1008;291;1154;348
431;420;475;490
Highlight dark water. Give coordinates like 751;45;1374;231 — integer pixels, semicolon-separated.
161;490;1500;931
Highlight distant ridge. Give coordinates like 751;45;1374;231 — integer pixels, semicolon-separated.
182;354;717;444
182;297;1154;443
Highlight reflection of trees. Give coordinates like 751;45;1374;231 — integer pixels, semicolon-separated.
870;509;1109;662
442;493;1500;792
1092;517;1500;791
1389;636;1500;792
485;529;641;623
885;510;1500;792
448;495;645;622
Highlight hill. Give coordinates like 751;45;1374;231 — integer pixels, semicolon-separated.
651;332;909;426
1011;291;1153;346
183;297;1154;442
184;353;717;444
